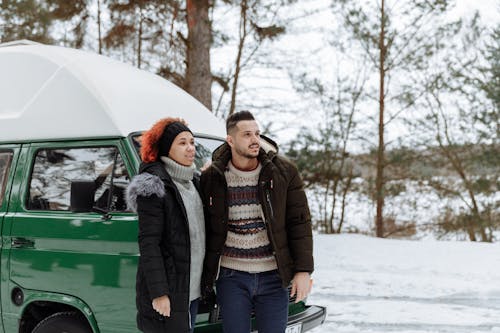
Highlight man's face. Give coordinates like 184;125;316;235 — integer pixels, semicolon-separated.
227;120;260;159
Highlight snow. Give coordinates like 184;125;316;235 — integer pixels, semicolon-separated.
308;234;500;332
305;179;500;241
0;43;225;142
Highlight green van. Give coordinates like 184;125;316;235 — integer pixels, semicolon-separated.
0;40;326;333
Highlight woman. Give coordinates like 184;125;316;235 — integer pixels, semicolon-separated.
126;118;205;333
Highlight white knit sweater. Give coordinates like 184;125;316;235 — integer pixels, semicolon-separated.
161;156;205;301
220;161;277;273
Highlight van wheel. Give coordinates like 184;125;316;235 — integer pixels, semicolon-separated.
32;311;91;333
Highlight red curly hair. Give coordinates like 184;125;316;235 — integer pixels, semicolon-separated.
140;117;187;163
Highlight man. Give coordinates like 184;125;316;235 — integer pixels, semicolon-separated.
201;111;314;333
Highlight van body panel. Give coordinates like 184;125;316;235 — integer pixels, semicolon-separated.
5;140;139;332
0;144;22;333
2;288;101;333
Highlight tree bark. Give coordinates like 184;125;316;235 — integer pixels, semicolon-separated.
186;0;212;110
337;167;353;234
437;131;486;241
375;0;386;238
97;0;102;54
229;0;248;116
328;175;339;234
137;7;143;69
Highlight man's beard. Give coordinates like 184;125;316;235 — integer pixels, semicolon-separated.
236;145;259;159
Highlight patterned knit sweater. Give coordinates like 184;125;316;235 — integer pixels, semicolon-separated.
220;161;277;273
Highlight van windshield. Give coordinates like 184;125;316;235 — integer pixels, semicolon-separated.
130;134;224;171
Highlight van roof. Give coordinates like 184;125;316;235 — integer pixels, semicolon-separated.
0;41;225;142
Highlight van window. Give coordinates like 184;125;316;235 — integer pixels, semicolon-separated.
27;147;130;212
0;151;13;207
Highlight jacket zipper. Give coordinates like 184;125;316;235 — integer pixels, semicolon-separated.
215;256;223;280
259;177;282;280
209;164;228;282
164;180;192;320
265;190;275;221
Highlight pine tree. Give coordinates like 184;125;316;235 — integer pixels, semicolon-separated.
334;0;459;237
212;0;288;117
185;0;212;110
413;18;499;241
1;0;53;43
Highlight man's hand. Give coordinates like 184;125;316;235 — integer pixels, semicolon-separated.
152;295;171;317
290;272;313;303
200;160;212;172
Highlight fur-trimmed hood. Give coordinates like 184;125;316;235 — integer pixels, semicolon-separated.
126;161;200;213
126;162;170;212
126;172;165;213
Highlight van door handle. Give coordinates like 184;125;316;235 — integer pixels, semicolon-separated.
11;238;35;248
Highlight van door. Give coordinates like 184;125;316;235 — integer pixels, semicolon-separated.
5;140;138;333
0;145;20;333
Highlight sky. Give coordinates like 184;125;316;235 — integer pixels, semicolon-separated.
452;0;500;22
211;0;500;149
308;233;500;333
44;0;500;149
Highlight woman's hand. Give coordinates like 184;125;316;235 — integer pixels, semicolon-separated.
152;295;171;317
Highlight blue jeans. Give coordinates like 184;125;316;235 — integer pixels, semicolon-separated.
216;267;288;333
190;298;199;333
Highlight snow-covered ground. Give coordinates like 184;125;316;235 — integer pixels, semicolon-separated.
308;234;500;333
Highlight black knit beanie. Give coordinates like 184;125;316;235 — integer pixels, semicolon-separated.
157;122;192;158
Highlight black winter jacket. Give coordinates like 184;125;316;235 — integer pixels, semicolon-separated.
200;142;314;292
126;162;200;333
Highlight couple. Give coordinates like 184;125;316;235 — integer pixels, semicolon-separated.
127;111;314;333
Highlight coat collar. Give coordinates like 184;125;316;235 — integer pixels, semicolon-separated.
210;141;277;176
139;160;201;191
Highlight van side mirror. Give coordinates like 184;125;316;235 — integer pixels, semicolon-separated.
70;181;96;212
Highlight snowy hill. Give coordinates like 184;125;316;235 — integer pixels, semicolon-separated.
309;234;500;332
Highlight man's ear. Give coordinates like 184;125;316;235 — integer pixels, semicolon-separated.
226;135;234;148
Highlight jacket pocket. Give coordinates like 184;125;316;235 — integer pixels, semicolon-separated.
169;292;189;312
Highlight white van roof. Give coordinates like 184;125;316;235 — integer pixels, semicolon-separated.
0;41;225;142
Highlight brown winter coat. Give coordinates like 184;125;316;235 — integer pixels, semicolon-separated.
200;141;314;292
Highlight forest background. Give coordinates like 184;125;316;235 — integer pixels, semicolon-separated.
1;0;498;242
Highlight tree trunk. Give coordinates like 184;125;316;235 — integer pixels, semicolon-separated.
440;141;486;241
97;0;102;54
322;144;334;233
375;0;386;238
229;0;248;116
337;167;353;234
137;8;143;69
323;178;332;233
328;176;339;234
186;0;212;110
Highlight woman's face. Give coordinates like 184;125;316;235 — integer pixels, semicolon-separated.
168;131;195;166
